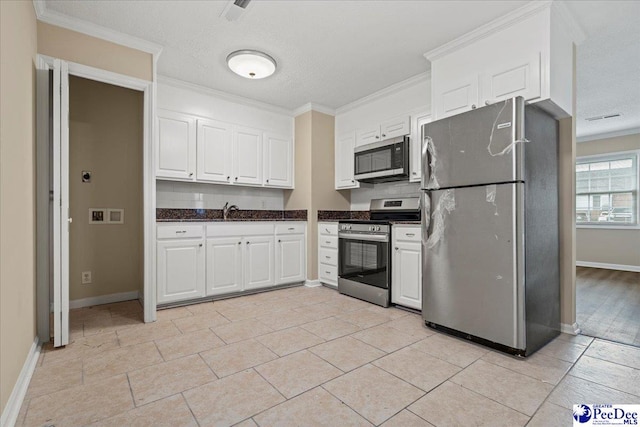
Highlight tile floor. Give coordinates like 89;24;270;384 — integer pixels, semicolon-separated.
17;285;640;426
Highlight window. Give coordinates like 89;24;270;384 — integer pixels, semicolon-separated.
576;151;639;226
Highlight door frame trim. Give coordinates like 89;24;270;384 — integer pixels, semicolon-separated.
36;54;157;339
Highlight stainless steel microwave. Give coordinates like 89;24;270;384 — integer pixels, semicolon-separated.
354;136;409;183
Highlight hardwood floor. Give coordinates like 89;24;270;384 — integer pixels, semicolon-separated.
576;266;640;347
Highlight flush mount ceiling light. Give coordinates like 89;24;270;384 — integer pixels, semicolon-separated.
226;50;276;79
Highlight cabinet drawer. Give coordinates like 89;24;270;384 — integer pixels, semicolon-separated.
318;222;338;236
207;223;274;237
319;264;338;282
393;227;421;242
275;223;306;235
157;224;204;239
319;235;338;249
319;248;337;267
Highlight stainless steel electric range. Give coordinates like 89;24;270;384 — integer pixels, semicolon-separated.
338;197;420;307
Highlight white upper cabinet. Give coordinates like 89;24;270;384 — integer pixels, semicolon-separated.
356;116;410;146
410;111;432;183
335;131;359;189
157;110;196;181
264;133;293;188
434;75;480;119
233;125;263;185
196;118;233;184
427;4;579;120
380;116;411;140
156;81;294;189
482;51;541;104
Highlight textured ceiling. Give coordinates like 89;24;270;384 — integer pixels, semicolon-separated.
44;0;640;138
565;1;640;139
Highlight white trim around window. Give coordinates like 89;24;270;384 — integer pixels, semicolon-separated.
576;149;640;230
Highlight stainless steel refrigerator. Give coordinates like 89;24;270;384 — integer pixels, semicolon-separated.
420;96;560;356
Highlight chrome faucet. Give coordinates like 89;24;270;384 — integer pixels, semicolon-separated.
223;202;239;220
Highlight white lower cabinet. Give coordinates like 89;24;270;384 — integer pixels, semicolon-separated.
318;222;339;287
392;226;422;310
157;239;205;304
159;222;306;304
206;237;243;296
276;234;306;285
244;236;275;290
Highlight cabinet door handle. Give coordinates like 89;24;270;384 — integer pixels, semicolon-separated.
199;243;203;247
246;241;250;245
288;227;295;230
325;271;331;274
325;255;330;259
278;239;281;243
189;172;194;177
176;230;187;234
235;177;238;181
238;242;241;245
471;104;477;109
227;176;230;181
351;180;355;183
375;135;380;139
406;233;415;237
412;172;417;175
324;228;330;233
382;133;386;137
326;240;331;244
266;179;270;183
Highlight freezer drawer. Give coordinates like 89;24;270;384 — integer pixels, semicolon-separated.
422;183;525;349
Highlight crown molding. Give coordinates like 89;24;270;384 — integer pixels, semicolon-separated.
577;126;640;143
423;1;553;62
157;75;294;117
292;103;336;117
552;1;587;45
335;72;430;116
32;0;163;56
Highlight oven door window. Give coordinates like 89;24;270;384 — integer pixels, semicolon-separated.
355;146;393;175
339;238;388;289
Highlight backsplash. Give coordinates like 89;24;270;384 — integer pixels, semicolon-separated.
156;181;284;210
350;181;421;210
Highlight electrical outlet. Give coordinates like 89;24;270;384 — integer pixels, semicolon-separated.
81;271;92;284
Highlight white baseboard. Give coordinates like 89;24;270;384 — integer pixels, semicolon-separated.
561;322;581;335
69;291;140;309
0;337;41;427
304;279;321;288
576;261;640;273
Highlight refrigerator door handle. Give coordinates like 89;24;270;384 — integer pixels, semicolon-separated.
421;130;430;189
420;192;431;248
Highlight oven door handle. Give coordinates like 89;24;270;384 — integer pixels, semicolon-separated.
338;232;389;243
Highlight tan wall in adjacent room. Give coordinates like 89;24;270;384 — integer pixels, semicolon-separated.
284;111;350;280
0;0;38;413
37;22;153;81
69;76;143;300
576;133;640;268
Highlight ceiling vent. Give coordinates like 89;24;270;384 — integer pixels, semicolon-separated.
585;113;622;122
221;0;252;22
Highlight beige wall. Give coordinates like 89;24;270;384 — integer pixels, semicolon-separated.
284;111;350;280
576;133;640;268
559;44;577;327
0;0;38;413
38;22;153;81
69;76;143;300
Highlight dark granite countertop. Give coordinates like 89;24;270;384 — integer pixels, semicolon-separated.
157;209;307;222
317;210;370;221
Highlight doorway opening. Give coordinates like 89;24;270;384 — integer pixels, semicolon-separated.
63;76;145;339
